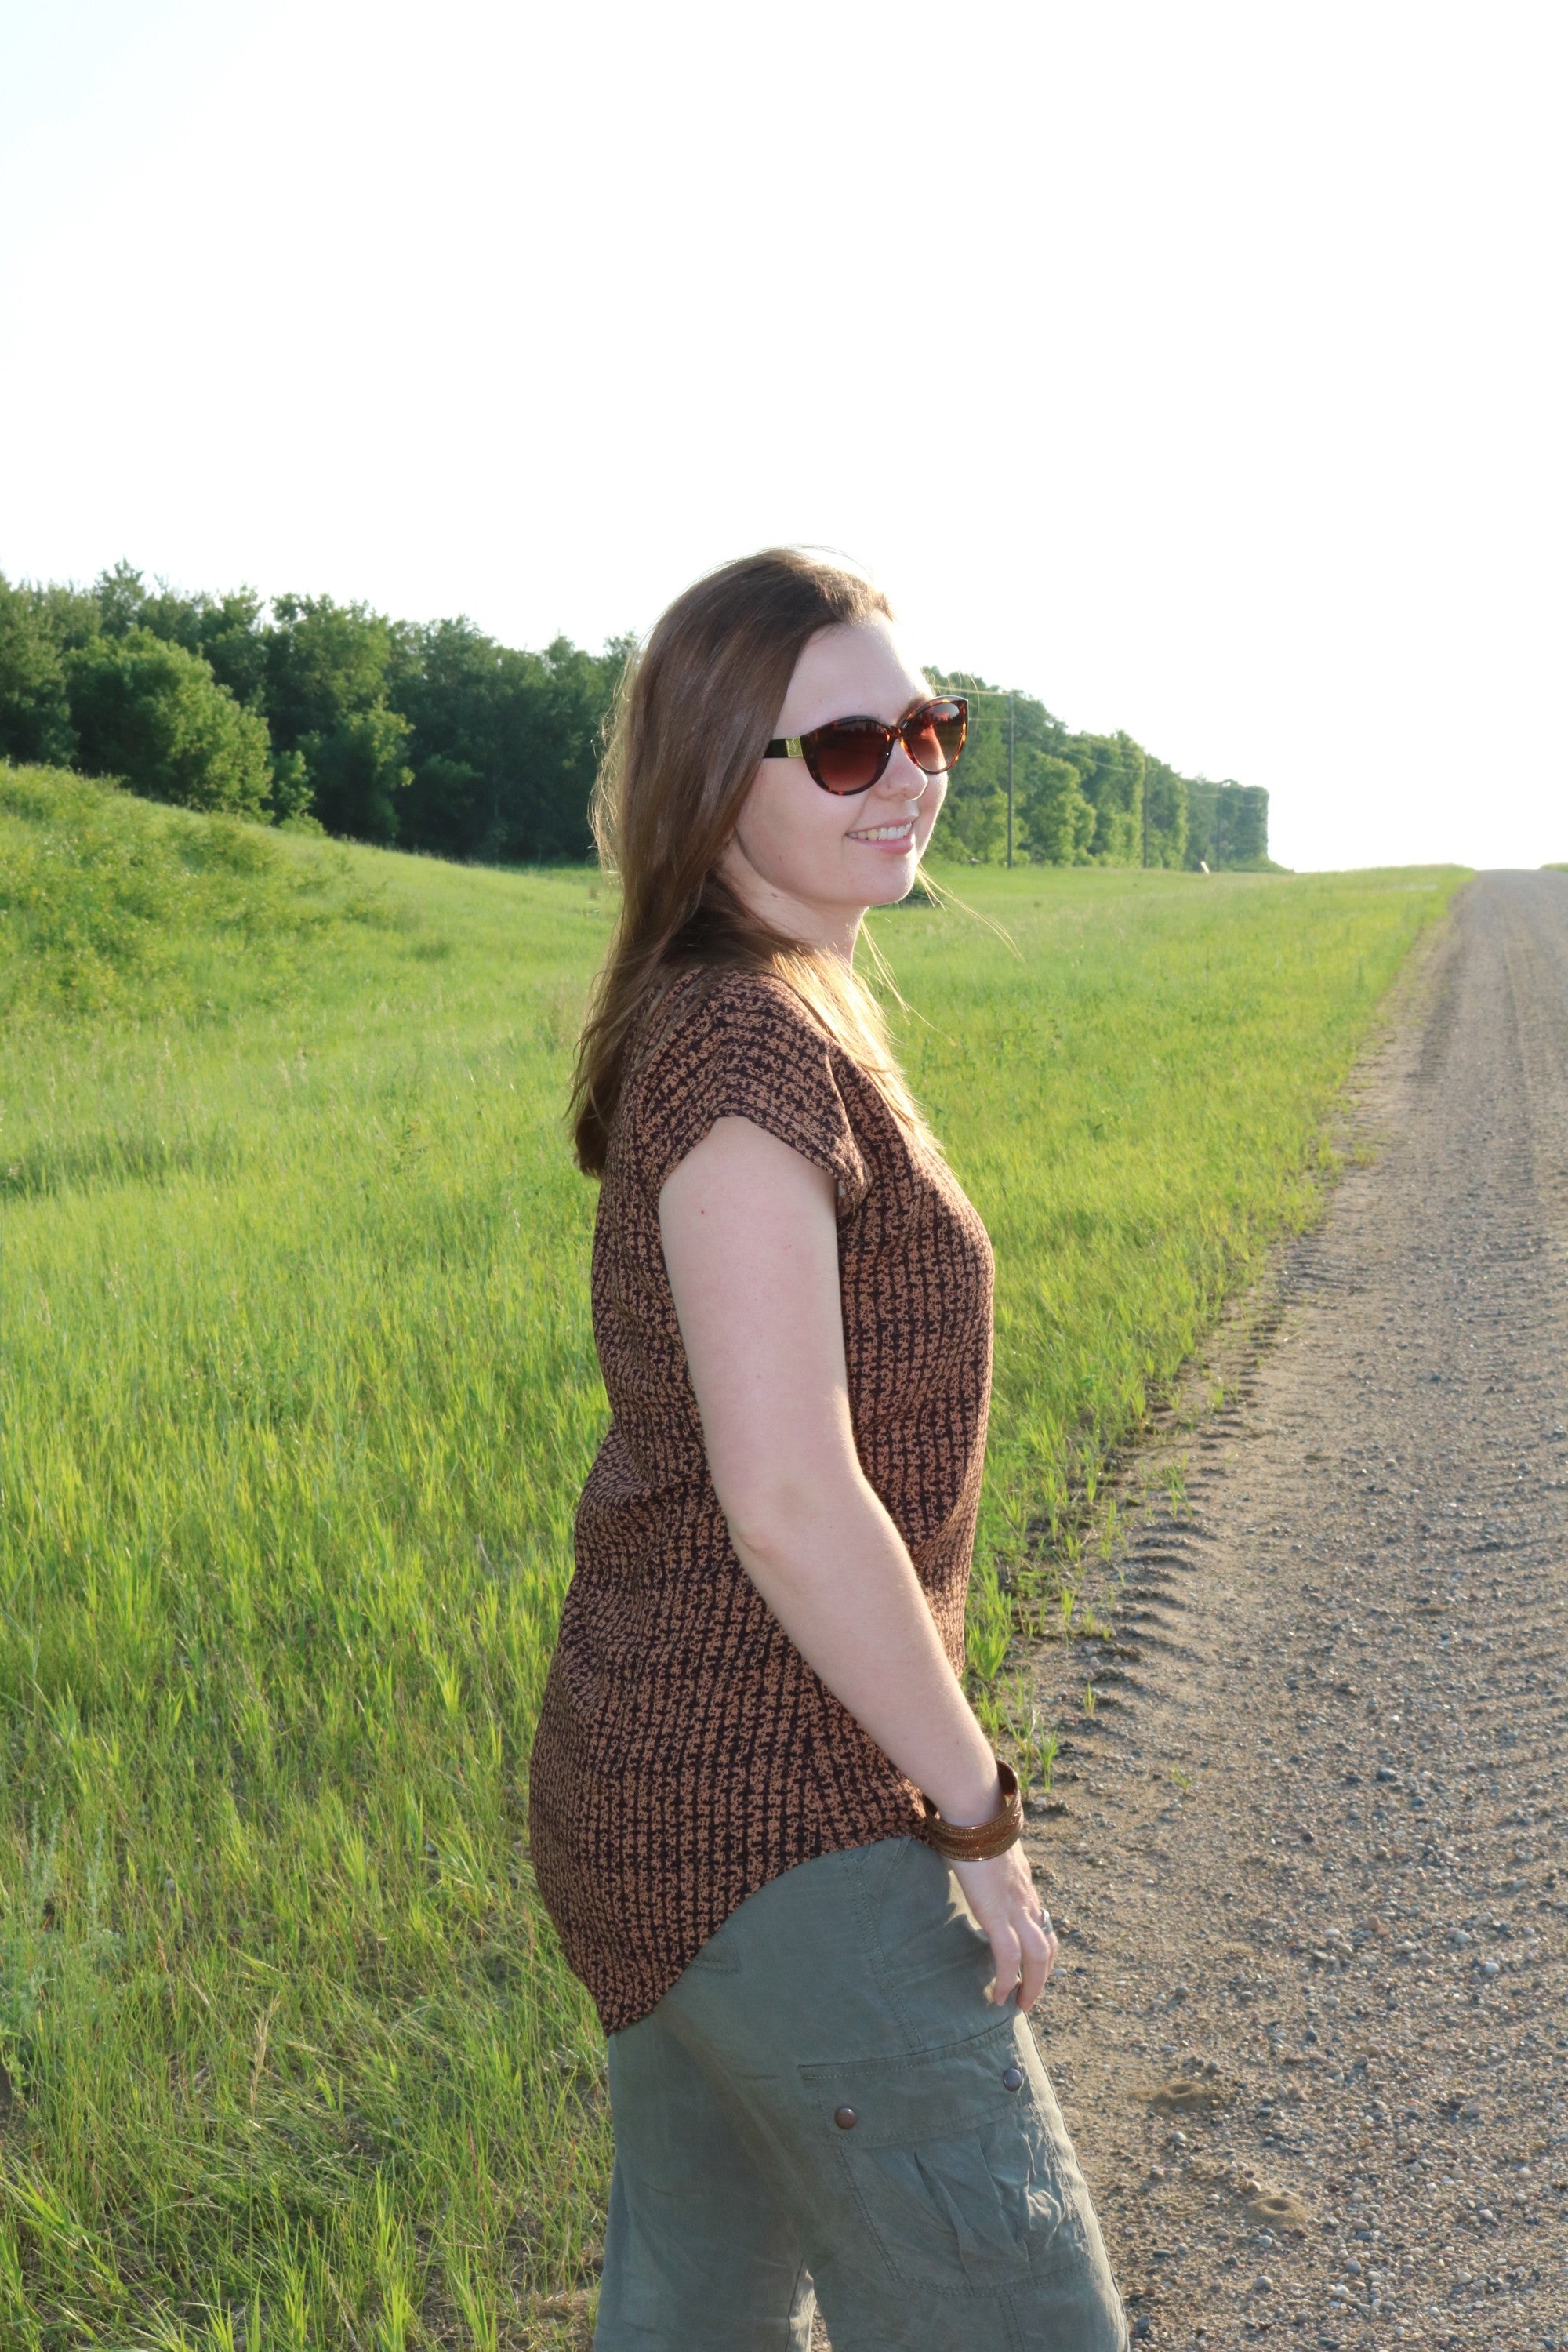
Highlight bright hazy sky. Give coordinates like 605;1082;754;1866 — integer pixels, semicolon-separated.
2;0;1563;871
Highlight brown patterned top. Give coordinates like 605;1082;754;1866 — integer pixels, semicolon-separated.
528;967;994;2034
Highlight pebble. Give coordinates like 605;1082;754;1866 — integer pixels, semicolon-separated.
1011;886;1568;2352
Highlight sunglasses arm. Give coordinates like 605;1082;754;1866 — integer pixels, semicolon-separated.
762;739;803;759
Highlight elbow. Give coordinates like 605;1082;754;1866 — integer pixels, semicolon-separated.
718;1469;856;1571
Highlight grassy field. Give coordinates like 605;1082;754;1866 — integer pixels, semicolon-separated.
0;763;1465;2347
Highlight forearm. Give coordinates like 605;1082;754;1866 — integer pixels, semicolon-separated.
728;1473;1001;1826
659;1118;1002;1828
657;1115;1051;2005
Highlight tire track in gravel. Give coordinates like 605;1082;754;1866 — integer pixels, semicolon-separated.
1022;871;1568;2352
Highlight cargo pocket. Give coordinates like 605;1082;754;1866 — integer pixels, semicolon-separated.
801;2014;1069;2293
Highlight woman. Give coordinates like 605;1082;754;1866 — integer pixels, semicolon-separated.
529;550;1126;2351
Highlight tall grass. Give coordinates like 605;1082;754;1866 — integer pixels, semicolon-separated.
0;766;1464;2344
893;866;1455;1680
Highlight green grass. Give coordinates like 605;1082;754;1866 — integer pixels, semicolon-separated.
891;863;1462;1690
0;764;1465;2346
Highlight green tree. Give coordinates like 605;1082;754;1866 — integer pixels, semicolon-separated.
394;618;545;858
264;594;406;744
299;703;414;842
1142;757;1189;869
1018;751;1095;865
931;751;1007;862
65;629;271;815
6;562;1269;867
21;577;103;658
1218;782;1269;867
1185;779;1272;869
1066;731;1145;864
93;557;151;638
268;748;317;824
0;575;76;766
491;634;622;862
924;670;1054;864
262;593;413;838
93;564;273;714
391;622;625;863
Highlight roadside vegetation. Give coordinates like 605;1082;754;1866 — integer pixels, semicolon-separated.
1;566;1269;870
0;764;1463;2344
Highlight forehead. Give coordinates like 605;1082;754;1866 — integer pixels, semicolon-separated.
779;617;929;731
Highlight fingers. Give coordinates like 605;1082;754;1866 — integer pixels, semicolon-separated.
958;1852;1062;2009
1033;1882;1059;1993
985;1922;1022;2007
1016;1909;1053;2011
988;1911;1058;2009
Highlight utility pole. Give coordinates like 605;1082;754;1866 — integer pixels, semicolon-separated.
1007;691;1015;871
954;684;1022;869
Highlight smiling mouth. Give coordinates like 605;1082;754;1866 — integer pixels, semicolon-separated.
846;818;917;844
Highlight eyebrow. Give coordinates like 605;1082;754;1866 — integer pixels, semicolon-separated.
846;693;931;724
793;691;935;735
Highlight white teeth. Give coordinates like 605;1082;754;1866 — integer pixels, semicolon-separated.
848;821;916;842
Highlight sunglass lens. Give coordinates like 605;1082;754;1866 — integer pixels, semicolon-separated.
811;721;891;794
905;701;967;773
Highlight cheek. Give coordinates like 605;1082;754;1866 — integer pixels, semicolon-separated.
734;773;839;882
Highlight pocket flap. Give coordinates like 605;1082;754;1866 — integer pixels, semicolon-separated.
800;2015;1036;2150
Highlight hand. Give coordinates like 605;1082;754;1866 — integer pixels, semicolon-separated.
953;1844;1058;2011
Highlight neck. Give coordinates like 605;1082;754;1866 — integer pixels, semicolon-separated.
719;844;864;967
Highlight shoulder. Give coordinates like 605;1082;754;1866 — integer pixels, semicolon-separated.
630;966;840;1107
619;964;869;1208
648;964;830;1058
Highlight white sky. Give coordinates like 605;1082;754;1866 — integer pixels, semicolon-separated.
2;0;1563;871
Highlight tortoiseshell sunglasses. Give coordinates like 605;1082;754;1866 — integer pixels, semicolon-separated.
763;696;968;796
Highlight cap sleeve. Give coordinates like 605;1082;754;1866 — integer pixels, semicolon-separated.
629;972;870;1214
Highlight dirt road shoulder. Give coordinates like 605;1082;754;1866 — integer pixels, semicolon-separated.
1024;873;1568;2350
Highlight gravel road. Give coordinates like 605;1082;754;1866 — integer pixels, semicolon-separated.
1022;870;1568;2350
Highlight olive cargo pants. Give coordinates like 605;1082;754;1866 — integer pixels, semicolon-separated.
595;1837;1128;2351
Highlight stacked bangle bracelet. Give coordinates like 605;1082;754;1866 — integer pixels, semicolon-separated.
917;1758;1025;1862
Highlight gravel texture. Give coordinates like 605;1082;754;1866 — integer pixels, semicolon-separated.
1018;872;1568;2349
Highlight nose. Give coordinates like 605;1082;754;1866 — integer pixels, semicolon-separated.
878;742;929;800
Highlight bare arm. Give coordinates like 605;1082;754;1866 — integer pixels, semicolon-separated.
659;1113;1054;2009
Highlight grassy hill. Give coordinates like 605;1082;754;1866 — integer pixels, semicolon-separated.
0;763;1465;2345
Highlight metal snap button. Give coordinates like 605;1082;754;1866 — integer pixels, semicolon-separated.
833;2105;858;2130
1002;2065;1023;2092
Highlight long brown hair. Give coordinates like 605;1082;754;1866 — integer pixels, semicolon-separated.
571;548;928;1176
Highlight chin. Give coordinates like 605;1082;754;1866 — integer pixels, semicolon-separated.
866;860;921;908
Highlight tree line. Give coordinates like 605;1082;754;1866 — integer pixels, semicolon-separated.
927;670;1269;871
0;564;1269;869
